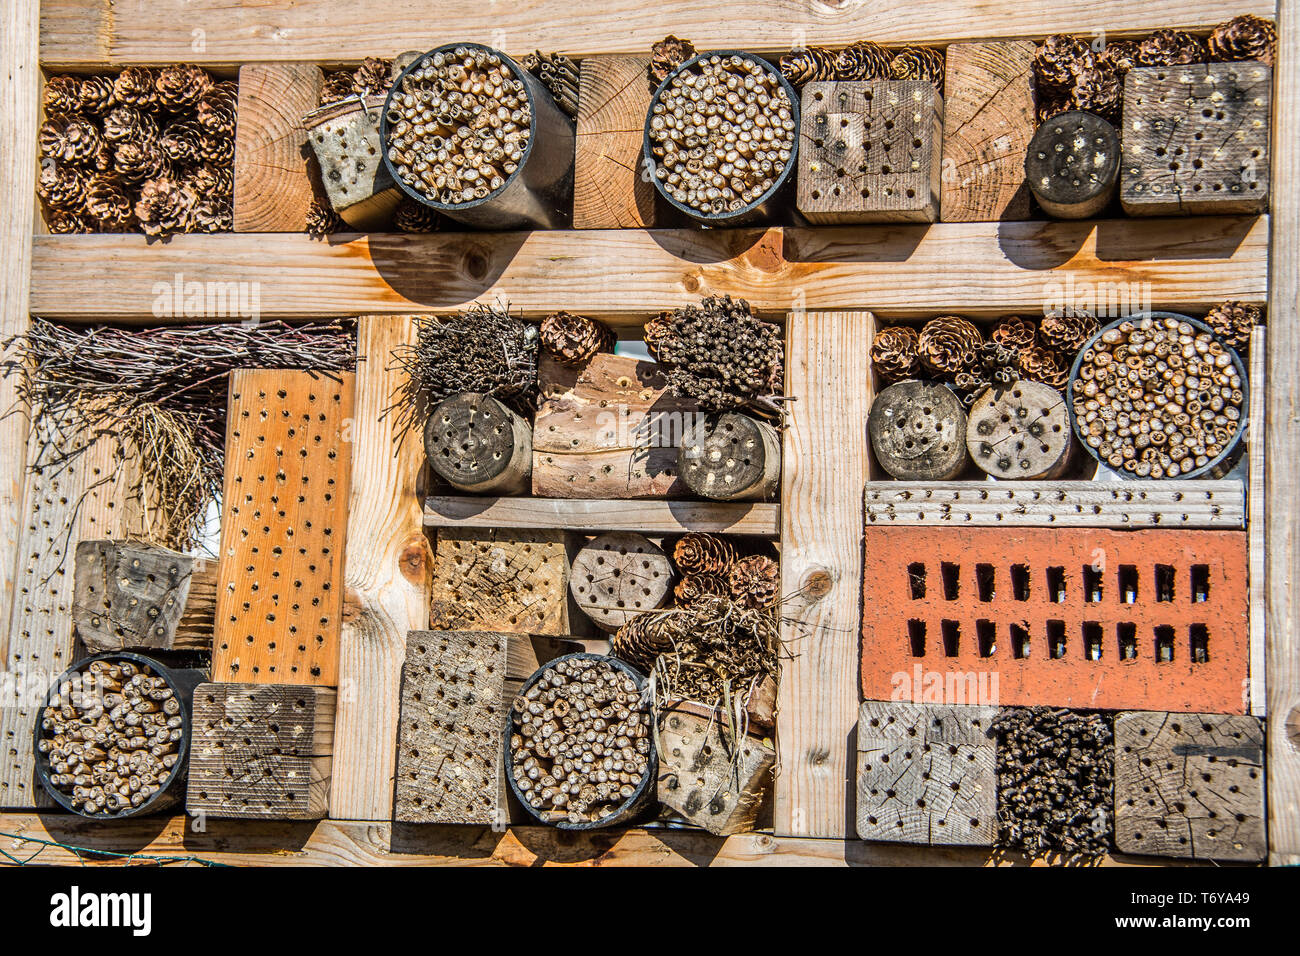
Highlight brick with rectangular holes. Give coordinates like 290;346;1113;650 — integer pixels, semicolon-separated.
1114;711;1264;861
860;527;1249;712
856;701;997;845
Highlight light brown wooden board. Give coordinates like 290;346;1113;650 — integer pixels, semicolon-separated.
213;369;355;686
1248;327;1267;717
940;41;1035;222
234;63;326;233
332;316;431;820
29;218;1269;321
425;495;780;535
38;0;1276;67
574;55;661;229
187;683;336;820
775;311;874;838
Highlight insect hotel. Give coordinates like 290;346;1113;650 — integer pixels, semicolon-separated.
0;0;1295;869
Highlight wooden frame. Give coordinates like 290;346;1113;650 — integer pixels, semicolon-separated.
1;1;1295;865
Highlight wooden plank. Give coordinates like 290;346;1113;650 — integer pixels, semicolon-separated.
425;496;779;536
1267;0;1300;866
775;310;873;839
573;55;662;230
865;480;1246;528
234;64;326;233
940;41;1035;222
28;217;1270;321
0;0;38;687
0;812;1203;867
37;0;1276;68
331;315;431;821
213;370;356;686
1248;327;1267;717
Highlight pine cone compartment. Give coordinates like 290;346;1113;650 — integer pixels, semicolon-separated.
870;325;921;383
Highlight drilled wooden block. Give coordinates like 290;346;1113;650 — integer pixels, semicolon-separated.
677;412;781;501
856;701;997;846
797;80;943;224
966;380;1074;480
1115;711;1264;861
570;532;673;632
213;370;355;685
868;380;968;481
1120;62;1271;216
428;528;580;636
394;631;578;824
186;683;336;819
302;95;401;229
73;540;196;652
657;702;774;836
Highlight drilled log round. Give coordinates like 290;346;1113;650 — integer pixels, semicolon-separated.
423;392;532;494
1024;110;1120;218
569;532;673;632
966;380;1075;479
868;380;969;480
677;412;780;501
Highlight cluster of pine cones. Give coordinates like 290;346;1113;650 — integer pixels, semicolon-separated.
38;67;236;237
780;41;945;89
1034;15;1277;124
320;57;395;106
1204;300;1261;352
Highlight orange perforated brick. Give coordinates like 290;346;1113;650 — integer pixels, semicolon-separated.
860;527;1249;713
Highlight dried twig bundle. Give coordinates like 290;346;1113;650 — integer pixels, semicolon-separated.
539;311;614;366
870;325;921;383
1208;15;1277;66
1204;300;1260;352
672;532;737;575
650;36;697;86
523;51;579;118
650;594;779;713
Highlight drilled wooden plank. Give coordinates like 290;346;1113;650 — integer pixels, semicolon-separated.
864;480;1246;528
424;496;779;536
213;370;355;686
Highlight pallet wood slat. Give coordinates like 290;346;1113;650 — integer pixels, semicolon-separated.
865;480;1246;528
28;217;1269;320
425;496;780;536
1248;327;1267;718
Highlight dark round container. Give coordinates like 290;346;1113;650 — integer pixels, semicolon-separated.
643;50;800;227
1065;312;1248;480
380;42;574;230
505;652;657;830
34;651;204;819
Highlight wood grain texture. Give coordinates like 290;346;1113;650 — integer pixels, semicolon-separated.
213;370;355;685
29;217;1269;320
1248;328;1266;717
234;64;326;233
332;315;432;821
425;496;779;535
1267;0;1300;866
574;55;661;229
73;541;197;653
37;0;1277;67
940;41;1035;222
775;311;874;838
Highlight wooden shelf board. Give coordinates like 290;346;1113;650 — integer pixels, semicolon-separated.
424;496;779;536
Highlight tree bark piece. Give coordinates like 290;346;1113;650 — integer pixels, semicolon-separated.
73;540;197;652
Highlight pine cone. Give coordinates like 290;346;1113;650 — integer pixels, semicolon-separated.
113;67;160;110
305;198;343;238
1137;30;1208;67
43;76;83;115
113;139;169;185
101;105;158;145
870;325;921;383
611;611;681;671
780;47;837;87
191;196;232;233
197;130;234;165
918;316;983;378
540;311;614;366
1204;301;1260;351
77;75;117;115
992;315;1038;352
393;198;440;233
185;163;233;200
1096;40;1140;76
651;36;697;85
45;209;93;234
835;41;893;80
1208;15;1277;66
729;554;779;610
321;70;356;106
155;64;214;111
134;176;197;237
84;175;135;229
39;115;102;165
1070;64;1122;120
673;532;736;576
36;163;87;211
1018;344;1069;390
888;46;945;86
674;573;728;608
195;81;238;138
159;120;203;166
643;311;675;360
1040;310;1099;355
1034;34;1091;96
352;57;393;96
1037;94;1075;125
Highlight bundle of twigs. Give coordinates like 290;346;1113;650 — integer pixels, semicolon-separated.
1;318;356;552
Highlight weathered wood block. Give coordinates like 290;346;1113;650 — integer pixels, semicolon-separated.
424;392;532;495
302;95;402;230
393;630;579;824
678;412;781;501
234;64;327;232
1026;111;1121;219
966;380;1074;480
1115;711;1265;861
428;527;583;636
186;683;336;820
1120;62;1271;216
574;55;665;229
868;380;969;481
570;532;673;632
940;41;1035;222
73;540;197;652
796;80;943;224
213;370;355;685
657;701;774;835
856;700;997;846
533;352;697;499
